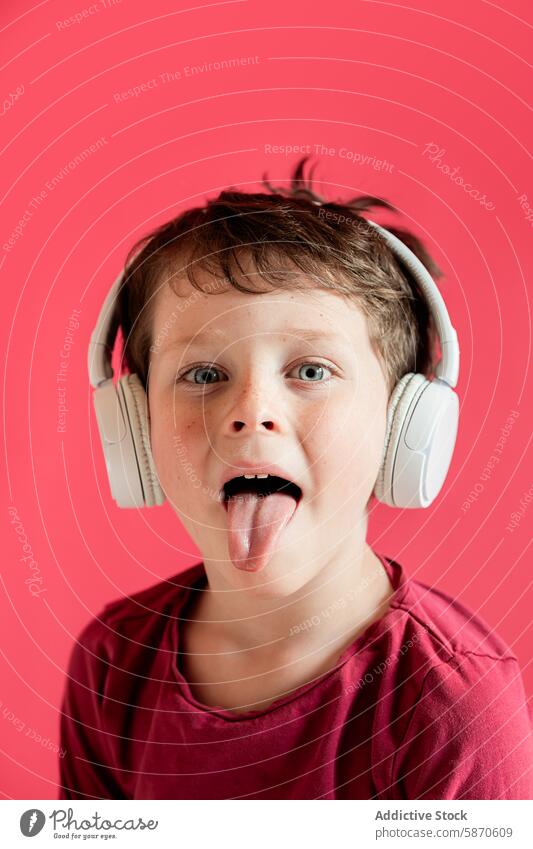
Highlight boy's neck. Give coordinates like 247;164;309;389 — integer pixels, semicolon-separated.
192;539;395;657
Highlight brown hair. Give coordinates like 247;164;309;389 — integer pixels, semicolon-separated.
117;157;442;394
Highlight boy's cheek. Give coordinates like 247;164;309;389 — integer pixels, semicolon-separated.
306;405;387;463
307;412;387;502
150;417;225;515
150;417;199;497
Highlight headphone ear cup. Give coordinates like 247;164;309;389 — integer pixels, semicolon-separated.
374;373;419;506
118;374;166;507
92;379;145;508
374;373;459;508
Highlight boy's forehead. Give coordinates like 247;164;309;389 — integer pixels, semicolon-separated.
152;275;369;348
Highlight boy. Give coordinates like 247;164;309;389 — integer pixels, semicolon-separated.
59;159;533;799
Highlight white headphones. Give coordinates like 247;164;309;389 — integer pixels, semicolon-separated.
88;220;460;510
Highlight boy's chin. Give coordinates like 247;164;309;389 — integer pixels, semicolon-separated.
218;548;319;598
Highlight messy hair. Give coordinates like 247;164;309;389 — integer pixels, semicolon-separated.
117;157;442;393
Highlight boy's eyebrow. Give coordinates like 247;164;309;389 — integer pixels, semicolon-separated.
158;328;346;354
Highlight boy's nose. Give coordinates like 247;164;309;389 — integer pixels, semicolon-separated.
232;418;274;433
224;379;280;435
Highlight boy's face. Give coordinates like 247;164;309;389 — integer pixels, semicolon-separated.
148;267;389;596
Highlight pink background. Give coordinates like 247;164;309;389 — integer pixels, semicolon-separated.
1;0;531;799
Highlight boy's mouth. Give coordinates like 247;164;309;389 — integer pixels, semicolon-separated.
219;471;303;573
221;473;302;508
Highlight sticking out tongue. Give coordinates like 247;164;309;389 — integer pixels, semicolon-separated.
226;492;298;572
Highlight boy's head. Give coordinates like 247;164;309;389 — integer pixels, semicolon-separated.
116;159;441;593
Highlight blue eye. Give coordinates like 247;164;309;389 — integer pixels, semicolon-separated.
178;361;334;386
183;366;223;384
294;362;331;381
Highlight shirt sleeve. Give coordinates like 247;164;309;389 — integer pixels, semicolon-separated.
391;653;533;800
58;616;126;800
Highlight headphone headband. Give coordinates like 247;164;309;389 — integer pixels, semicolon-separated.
365;221;459;387
88;221;459;390
88;269;125;389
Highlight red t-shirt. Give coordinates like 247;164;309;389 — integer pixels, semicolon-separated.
58;554;533;800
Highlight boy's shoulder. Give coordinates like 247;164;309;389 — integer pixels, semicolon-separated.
380;562;531;784
374;554;517;664
401;570;517;664
388;573;533;800
74;562;205;655
104;562;205;622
